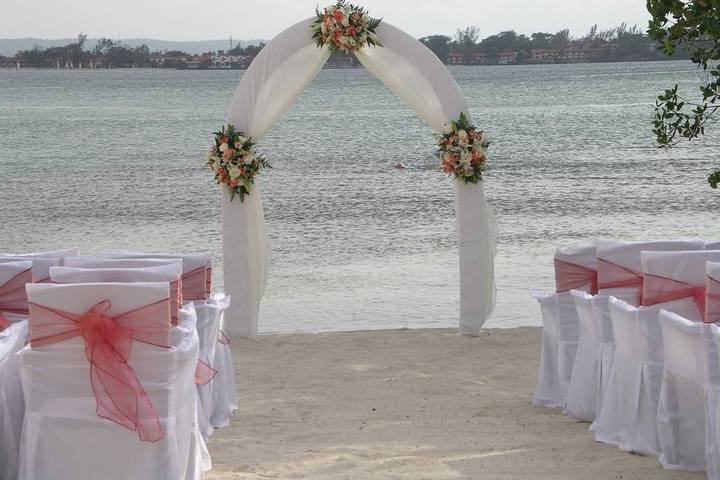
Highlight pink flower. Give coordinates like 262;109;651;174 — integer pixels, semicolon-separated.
222;148;235;161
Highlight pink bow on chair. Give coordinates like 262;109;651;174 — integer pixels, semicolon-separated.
641;273;706;316
28;298;171;442
182;266;209;301
0;267;33;330
554;258;598;295
597;258;644;305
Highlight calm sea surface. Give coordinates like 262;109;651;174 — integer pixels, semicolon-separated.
1;61;718;333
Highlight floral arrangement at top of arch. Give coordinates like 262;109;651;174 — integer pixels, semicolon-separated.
207;125;271;202
311;1;383;54
438;112;490;184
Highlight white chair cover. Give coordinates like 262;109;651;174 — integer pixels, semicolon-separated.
656;310;708;472
64;257;183;270
193;296;235;439
49;265;182;284
607;249;720;456
0;320;27;480
18;283;206;480
96;251;211;301
206;295;235;429
0;257;60;284
709;324;720;480
706;241;720;250
592;297;644;451
597;240;705;304
531;245;594;408
566;291;613;422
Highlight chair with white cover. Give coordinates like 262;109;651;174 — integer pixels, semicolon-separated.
0;320;27;480
639;250;720;459
531;244;596;408
589;240;705;426
51;262;184;325
49;261;217;440
0;261;33;480
18;282;206;480
95;252;236;432
703;262;720;479
592;297;642;451
566;291;611;422
656;310;709;472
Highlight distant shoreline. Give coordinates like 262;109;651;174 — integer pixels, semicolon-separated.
0;58;693;71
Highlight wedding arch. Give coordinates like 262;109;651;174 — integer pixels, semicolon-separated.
216;4;496;339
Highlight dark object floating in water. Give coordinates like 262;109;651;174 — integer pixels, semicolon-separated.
393;162;407;170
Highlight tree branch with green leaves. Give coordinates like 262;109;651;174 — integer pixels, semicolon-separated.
647;0;720;186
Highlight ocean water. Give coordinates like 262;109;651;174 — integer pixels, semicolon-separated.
1;61;718;334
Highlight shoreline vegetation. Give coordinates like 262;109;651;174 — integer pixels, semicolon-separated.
1;23;687;70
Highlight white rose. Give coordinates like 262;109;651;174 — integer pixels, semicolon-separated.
457;129;468;140
210;161;219;172
219;143;228;152
243;154;253;165
460;151;473;165
228;166;242;179
463;166;474;176
442;124;453;135
341;16;350;27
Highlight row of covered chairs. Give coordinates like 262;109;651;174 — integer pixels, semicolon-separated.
532;240;720;478
0;247;236;480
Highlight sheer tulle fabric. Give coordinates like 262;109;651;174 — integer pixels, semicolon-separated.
182;267;209;302
642;272;706;317
596;258;642;303
223;19;496;337
554;258;598;295
27;298;171;442
0;268;32;317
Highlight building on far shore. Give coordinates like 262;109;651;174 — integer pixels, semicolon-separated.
531;48;561;62
497;51;519;65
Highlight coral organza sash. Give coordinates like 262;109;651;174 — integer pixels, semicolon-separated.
28;299;171;442
182;267;209;301
0;267;32;317
206;266;212;298
705;275;720;324
169;279;182;324
194;359;217;385
597;258;643;304
641;273;705;316
554;258;598;294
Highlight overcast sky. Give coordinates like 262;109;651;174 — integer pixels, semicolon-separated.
2;0;652;41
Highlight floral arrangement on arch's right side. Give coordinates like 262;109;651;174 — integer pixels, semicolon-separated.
310;1;382;54
438;112;489;184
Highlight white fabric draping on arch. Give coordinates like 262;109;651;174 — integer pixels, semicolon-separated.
222;17;496;338
223;18;330;338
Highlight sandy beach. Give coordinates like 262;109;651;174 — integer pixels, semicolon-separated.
206;327;702;479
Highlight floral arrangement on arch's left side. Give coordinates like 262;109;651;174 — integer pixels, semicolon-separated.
311;1;383;54
438;112;490;184
207;125;271;202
